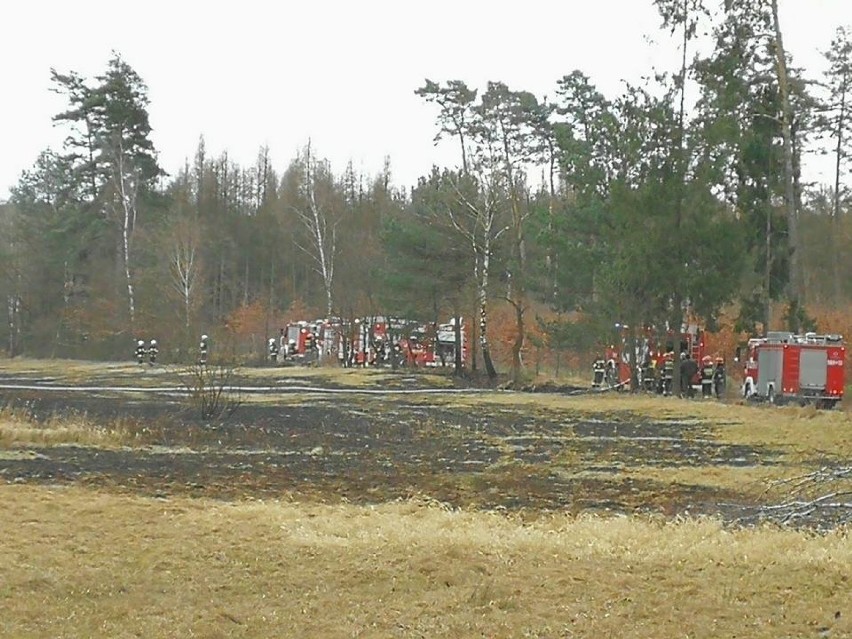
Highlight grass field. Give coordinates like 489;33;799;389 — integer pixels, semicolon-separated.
1;360;851;637
2;485;850;639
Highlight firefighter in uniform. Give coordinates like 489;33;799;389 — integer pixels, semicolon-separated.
713;357;726;399
148;339;158;365
199;334;209;366
135;340;146;364
641;356;655;392
662;352;675;395
605;358;618;387
700;355;715;398
304;331;314;362
592;358;606;388
268;337;279;364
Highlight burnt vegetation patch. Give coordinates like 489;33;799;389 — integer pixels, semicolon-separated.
0;379;785;524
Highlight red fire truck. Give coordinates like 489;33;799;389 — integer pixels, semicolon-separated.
281;320;321;363
598;323;709;392
739;332;845;408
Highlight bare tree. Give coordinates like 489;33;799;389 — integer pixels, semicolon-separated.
293;142;339;317
168;216;203;332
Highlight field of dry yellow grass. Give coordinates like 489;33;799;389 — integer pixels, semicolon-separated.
2;484;850;639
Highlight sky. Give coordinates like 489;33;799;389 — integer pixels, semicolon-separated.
2;0;851;201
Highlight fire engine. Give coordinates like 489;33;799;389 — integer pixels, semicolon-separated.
280;320;323;363
596;323;709;392
277;315;467;369
738;332;845;409
430;318;467;367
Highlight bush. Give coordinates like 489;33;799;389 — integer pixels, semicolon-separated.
176;363;243;421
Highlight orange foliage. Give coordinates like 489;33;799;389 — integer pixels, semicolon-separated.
225;301;269;339
485;301;583;375
225;297;324;345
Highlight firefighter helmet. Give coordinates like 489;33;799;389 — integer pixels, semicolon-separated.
150;339;157;346
137;340;145;346
702;355;712;364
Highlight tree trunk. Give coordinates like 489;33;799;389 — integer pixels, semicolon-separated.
453;309;464;376
511;299;525;386
470;297;478;372
478;250;497;381
833;82;847;300
771;0;802;312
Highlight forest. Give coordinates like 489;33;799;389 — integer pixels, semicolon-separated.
1;0;851;384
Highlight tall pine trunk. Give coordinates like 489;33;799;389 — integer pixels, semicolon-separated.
771;0;803;316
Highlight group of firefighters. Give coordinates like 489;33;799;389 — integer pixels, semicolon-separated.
134;339;158;365
132;334;211;366
593;352;726;398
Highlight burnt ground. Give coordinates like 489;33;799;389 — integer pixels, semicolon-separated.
0;362;789;526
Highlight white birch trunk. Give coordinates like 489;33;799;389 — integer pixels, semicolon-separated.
115;139;138;328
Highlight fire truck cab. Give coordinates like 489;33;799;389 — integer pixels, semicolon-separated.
431;318;467;368
739;331;845;409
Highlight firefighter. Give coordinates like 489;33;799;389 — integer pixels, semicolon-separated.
641;356;655;392
199;334;209;366
662;352;675;395
713;357;726;399
135;340;146;364
700;355;715;398
148;339;158;366
279;329;287;359
592;358;606;388
268;337;279;364
680;353;698;398
605;358;618;387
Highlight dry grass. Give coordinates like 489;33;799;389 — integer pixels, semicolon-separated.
1;484;849;639
0;405;136;449
0;357;143;383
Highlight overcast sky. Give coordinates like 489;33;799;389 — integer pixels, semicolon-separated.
2;0;851;201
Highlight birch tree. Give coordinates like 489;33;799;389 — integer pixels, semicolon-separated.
168;216;203;333
293;143;340;317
